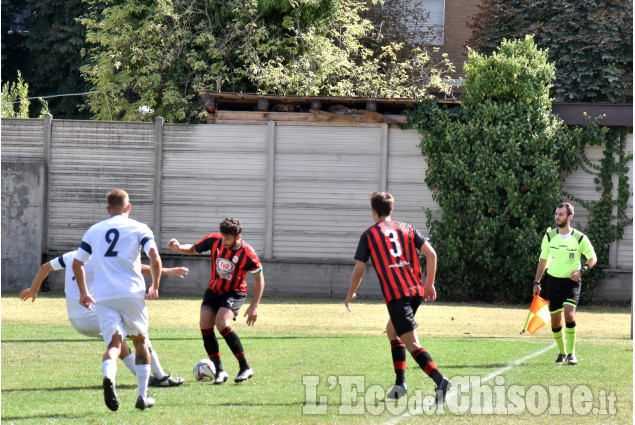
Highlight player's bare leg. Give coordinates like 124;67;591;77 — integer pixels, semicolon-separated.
131;334;155;410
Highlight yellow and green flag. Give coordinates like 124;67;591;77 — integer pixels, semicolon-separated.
521;295;550;334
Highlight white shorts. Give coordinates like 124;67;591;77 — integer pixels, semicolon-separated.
95;297;148;347
69;315;101;338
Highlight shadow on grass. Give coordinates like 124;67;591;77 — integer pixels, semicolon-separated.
2;335;361;344
2;383;137;392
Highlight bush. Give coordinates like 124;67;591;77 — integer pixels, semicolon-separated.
407;36;605;302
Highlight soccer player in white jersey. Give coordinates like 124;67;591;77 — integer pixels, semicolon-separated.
20;251;187;387
72;189;162;411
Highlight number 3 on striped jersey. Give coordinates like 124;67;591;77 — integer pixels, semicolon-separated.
384;229;402;258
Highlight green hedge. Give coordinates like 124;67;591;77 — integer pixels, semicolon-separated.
406;36;618;303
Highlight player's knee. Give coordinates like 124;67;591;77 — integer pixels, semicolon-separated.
215;318;231;331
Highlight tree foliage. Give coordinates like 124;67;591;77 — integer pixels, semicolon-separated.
1;0;93;118
407;36;606;302
468;0;633;103
80;0;455;122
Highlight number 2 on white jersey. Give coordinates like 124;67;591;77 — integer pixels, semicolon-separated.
384;229;402;258
104;229;119;257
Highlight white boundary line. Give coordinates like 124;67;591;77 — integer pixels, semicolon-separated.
382;342;557;425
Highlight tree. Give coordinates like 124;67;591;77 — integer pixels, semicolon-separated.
468;0;633;103
1;0;94;118
407;36;604;302
80;0;455;122
248;0;454;98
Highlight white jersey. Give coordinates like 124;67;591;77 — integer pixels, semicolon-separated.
75;214;157;302
50;250;97;319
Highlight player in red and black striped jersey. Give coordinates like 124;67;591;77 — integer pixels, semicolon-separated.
345;192;451;404
168;217;265;384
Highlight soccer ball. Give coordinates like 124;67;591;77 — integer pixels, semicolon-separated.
193;359;216;382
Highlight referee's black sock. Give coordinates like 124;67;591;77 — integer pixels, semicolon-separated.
390;339;406;386
412;347;443;386
220;326;249;370
202;328;224;371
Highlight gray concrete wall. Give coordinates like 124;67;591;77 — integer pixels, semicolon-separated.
2;117;632;303
38;251;631;304
593;270;633;303
39;254;383;300
1;161;45;291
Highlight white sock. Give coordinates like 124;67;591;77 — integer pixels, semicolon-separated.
122;353;137;376
135;364;151;398
102;359;117;381
147;340;166;379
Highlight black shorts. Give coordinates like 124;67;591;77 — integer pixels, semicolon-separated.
386;296;423;337
201;289;246;319
545;274;581;313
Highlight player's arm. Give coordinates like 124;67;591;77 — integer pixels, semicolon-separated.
167;238;197;255
72;258;95;309
533;258;549;295
244;271;265;326
345;261;366;312
141;264;189;278
19;262;55;302
420;240;437;301
146;247;162;300
570;254;597;282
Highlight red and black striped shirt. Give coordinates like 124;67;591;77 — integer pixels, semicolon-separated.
355;221;427;303
194;233;262;295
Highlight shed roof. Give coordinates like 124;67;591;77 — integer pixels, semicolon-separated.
198;91;632;127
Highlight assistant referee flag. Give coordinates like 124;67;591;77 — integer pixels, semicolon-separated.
521;295;550;334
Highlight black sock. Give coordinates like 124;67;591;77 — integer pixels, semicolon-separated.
412;347;443;386
202;328;223;371
390;339;406;386
220;326;249;369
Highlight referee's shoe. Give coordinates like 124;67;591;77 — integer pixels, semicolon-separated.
566;353;578;365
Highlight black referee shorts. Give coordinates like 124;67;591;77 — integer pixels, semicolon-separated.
545;274;581;313
201;289;246;319
386;296;423;337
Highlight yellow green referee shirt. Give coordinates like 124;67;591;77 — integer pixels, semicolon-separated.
540;228;596;278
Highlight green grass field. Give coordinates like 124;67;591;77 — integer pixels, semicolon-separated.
1;293;632;424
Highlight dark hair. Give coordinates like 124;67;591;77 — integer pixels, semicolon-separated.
219;217;242;236
557;202;574;217
370;192;394;217
107;189;129;209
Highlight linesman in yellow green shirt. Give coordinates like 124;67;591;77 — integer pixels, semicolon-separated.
533;203;597;365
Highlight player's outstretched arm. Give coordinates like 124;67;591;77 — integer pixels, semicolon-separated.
167;238;197;255
345;261;366;312
19;262;55;302
244;272;265;326
141;264;189;278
